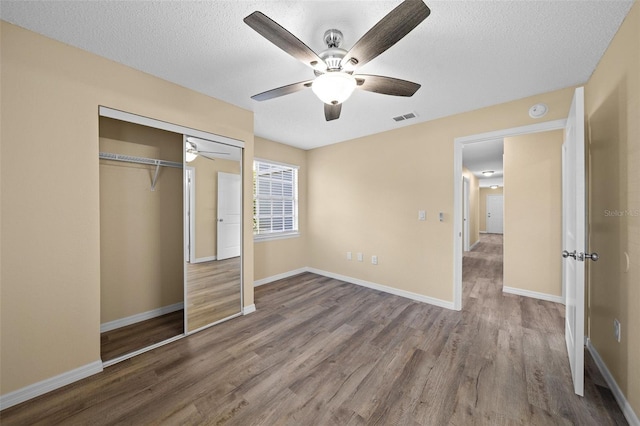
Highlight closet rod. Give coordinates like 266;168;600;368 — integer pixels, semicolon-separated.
99;152;183;169
99;151;183;191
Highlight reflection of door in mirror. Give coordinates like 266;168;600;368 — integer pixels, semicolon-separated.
185;137;243;333
99;117;185;363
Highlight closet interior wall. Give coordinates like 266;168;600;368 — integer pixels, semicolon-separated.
99;117;184;331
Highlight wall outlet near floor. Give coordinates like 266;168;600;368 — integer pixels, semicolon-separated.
371;255;378;265
347;251;352;261
613;319;621;343
357;252;363;262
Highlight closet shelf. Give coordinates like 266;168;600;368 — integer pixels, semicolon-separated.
99;151;183;191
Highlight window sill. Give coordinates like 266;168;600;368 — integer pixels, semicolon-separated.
254;232;300;243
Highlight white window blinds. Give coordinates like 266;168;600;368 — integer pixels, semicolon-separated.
253;159;299;238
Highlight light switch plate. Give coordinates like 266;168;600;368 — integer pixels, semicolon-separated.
418;210;426;221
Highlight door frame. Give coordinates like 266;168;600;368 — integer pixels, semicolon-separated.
452;119;566;310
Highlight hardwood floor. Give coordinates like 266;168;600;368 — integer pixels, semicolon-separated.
101;310;184;361
1;235;627;424
187;257;242;332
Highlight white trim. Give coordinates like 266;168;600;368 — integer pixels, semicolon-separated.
469;240;480;251
453;118;567;312
193;256;216;263
100;302;184;333
254;268;308;287
0;361;103;410
243;304;256;315
102;334;184;368
99;106;244;149
455;119;567;144
587;339;640;426
308;268;456;310
502;286;564;304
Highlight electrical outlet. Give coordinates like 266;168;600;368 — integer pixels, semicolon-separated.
347;251;352;261
357;252;363;262
372;255;378;265
614;319;621;343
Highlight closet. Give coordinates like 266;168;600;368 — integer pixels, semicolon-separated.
98;107;244;365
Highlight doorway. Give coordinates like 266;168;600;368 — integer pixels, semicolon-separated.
453;119;567;310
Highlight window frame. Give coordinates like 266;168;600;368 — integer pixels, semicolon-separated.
253;158;300;242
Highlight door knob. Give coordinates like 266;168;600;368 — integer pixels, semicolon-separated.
562;250;576;259
583;252;599;261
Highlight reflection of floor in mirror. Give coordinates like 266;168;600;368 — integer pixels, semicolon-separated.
100;310;184;361
186;256;242;332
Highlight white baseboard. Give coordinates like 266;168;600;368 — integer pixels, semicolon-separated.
307;268;456;310
587;338;640;426
502;286;564;304
469;240;480;250
100;302;184;333
254;267;308;287
243;304;256;315
0;360;103;411
193;256;216;263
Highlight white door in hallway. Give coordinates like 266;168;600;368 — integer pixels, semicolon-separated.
562;87;586;396
217;172;242;260
486;195;503;234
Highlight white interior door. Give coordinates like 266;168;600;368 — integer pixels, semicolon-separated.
486;195;504;234
217;172;241;260
562;87;586;396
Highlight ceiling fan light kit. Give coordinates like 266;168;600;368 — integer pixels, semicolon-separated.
185;141;198;162
244;0;431;121
312;72;357;105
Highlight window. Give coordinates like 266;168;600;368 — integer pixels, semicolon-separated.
253;159;299;240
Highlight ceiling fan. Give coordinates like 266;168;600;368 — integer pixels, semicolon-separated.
244;0;431;121
185;137;230;162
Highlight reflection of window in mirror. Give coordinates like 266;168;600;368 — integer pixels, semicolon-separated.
253;159;299;241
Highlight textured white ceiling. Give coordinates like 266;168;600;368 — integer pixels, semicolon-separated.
1;1;634;150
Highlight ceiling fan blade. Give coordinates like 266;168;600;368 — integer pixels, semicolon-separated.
251;80;313;101
354;74;421;97
244;11;326;71
341;0;430;70
324;103;342;121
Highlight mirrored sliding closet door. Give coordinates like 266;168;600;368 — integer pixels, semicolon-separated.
184;136;243;333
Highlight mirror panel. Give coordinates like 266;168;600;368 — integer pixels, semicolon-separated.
184;136;243;333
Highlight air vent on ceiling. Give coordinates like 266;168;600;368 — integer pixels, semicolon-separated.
393;112;417;122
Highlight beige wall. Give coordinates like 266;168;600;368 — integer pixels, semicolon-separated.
585;2;639;416
479;187;504;232
307;88;574;302
0;22;254;395
503;131;563;297
99;118;184;323
462;167;480;248
253;137;309;281
190;157;241;260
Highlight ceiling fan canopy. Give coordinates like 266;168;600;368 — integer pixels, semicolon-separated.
244;0;431;121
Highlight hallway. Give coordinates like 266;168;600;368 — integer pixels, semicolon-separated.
461;233;626;425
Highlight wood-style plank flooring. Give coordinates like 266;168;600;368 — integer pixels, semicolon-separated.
187;257;242;332
1;234;627;424
100;310;184;361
